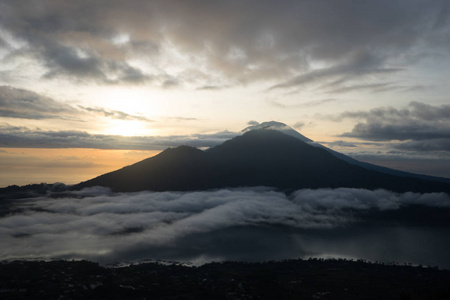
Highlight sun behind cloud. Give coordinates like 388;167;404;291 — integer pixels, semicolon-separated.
105;119;151;137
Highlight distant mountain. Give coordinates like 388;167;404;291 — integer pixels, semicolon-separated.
244;122;450;184
241;121;312;142
77;129;450;193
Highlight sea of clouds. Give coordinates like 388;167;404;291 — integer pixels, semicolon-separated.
1;187;450;266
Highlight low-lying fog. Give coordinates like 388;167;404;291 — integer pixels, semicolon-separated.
1;187;449;268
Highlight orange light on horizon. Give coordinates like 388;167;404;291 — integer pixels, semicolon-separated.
0;148;161;187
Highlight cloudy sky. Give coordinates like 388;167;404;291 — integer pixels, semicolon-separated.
1;0;450;186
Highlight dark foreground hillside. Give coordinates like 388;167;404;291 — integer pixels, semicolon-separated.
1;259;449;300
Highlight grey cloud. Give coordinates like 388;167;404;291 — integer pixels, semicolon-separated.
164;116;199;122
402;85;432;92
325;82;397;94
193;130;237;141
293;122;304;129
128;39;160;55
394;139;450;152
41;43;153;84
0;36;10;49
0;123;238;150
78;106;152;122
196;85;224;91
41;43;106;80
335;102;450;122
0;85;156;123
0;86;78;120
112;64;151;84
325;140;357;148
161;77;181;89
337;102;450;150
269;52;401;91
0;0;448;87
1;187;449;264
408;102;450;121
341;122;450;141
269;98;337;109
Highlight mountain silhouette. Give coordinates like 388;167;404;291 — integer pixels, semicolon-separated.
242;121;450;183
77;128;450;193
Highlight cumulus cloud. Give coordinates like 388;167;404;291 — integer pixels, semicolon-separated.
1;187;449;264
0;0;448;89
335;102;450;152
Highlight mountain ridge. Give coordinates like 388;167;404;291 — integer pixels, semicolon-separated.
77;128;450;194
247;121;449;184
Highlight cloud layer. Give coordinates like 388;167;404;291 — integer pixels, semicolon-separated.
1;1;449;90
0;85;154;123
336;102;450;153
0;122;236;150
1;187;449;265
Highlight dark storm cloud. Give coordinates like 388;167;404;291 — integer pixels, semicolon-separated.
0;123;237;150
0;0;448;87
335;102;450;152
0;187;449;263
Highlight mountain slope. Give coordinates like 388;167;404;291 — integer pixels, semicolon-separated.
77;129;450;193
79;146;212;192
250;121;449;184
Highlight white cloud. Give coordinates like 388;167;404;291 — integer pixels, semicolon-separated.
1;187;449;264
